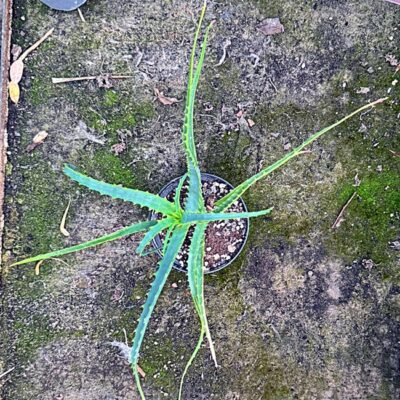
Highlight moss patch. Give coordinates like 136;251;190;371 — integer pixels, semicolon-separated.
327;170;399;266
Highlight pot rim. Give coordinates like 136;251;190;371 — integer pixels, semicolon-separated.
149;172;250;274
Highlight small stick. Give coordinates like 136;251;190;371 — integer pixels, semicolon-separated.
214;39;231;67
0;367;15;380
60;200;71;237
389;149;400;157
77;8;86;23
52;75;133;84
35;260;44;275
268;77;278;93
332;191;357;229
19;28;54;62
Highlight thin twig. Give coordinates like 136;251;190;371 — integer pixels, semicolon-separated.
214;39;231;67
0;367;15;380
135;47;144;67
268;77;278;93
332;191;357;229
52;75;133;84
389;149;400;157
77;8;86;23
19;28;54;61
35;260;44;275
60;199;71;237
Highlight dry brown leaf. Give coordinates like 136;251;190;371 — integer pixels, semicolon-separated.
385;54;399;67
9;81;20;103
259;18;284;36
26;130;48;152
111;142;126;155
33;130;49;144
60;200;71;237
154;88;180;105
11;44;22;61
137;365;146;378
10;59;24;83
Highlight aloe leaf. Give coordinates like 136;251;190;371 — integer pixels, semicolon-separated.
179;223;217;400
185;161;205;213
64;164;177;216
11;220;156;267
214;97;388;213
174;174;187;211
131;224;190;400
162;225;175;256
178;331;204;400
188;223;216;361
182;207;273;224
185;19;213;162
136;218;175;255
183;2;212;214
183;0;207;164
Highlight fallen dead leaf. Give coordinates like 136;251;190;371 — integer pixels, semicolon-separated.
33;130;48;144
259;18;284;36
60;200;71;237
11;44;22;61
154;88;180;105
10;59;24;83
26;130;48;152
356;87;370;94
111;142;126;155
9;81;20;103
247;118;255;128
385;54;398;67
137;365;146;378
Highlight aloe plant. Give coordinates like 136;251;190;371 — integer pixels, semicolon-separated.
12;1;387;399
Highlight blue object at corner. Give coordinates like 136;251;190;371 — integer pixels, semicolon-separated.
39;0;87;11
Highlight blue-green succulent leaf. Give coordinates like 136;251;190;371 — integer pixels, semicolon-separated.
136;218;175;255
182;207;274;224
214;98;387;212
131;224;190;399
11;220;157;266
64;164;177;216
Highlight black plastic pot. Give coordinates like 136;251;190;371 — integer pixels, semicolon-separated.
150;173;249;274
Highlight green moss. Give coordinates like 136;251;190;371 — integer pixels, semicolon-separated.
13;314;66;361
139;338;182;391
79;148;136;187
15;163;68;256
206;130;253;186
25;74;57;107
326;171;399;265
75;89;155;143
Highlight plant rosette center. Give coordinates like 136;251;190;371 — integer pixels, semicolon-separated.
151;173;249;273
